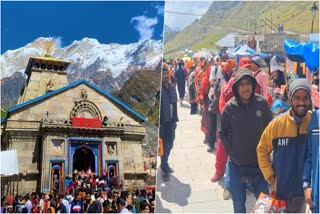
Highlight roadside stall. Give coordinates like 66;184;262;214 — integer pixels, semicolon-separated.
283;39;319;107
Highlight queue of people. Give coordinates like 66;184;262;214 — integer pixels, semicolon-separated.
162;54;319;213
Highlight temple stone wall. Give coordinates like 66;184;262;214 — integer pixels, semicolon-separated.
37;71;68;94
102;137;144;178
40;134;67;191
9;137;39;174
22;69;68;103
10;84;141;126
120;141;144;173
121;140;147;188
5;121;41;130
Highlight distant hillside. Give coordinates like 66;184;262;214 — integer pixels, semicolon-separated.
164;1;319;58
113;69;161;127
164;24;177;33
164;24;179;43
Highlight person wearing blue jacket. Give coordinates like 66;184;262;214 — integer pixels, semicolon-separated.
271;87;291;116
303;108;319;213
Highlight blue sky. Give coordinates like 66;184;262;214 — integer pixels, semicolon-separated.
1;1;164;54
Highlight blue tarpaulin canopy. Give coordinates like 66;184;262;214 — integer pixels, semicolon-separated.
258;53;274;59
283;39;319;72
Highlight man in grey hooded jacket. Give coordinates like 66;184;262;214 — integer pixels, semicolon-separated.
219;68;273;213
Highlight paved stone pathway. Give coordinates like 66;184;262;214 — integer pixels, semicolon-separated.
156;99;256;213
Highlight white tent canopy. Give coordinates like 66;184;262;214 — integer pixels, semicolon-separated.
1;150;19;176
229;44;256;57
309;33;319;43
216;33;237;48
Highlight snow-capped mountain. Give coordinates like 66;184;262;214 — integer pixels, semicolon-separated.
1;37;162;108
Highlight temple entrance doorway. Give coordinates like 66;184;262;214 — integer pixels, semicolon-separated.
73;147;95;173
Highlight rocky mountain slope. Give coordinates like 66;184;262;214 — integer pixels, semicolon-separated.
113;69;161;126
112;69;161;155
1;37;162;109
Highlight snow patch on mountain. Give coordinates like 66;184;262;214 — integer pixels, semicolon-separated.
1;37;162;79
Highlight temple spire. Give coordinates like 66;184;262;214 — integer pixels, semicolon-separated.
44;47;51;58
18;38;71;104
44;40;54;58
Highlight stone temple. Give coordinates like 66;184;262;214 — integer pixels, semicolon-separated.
1;49;149;195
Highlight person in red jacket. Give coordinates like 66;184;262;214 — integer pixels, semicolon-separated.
223;57;263;102
211;59;237;183
200;59;214;144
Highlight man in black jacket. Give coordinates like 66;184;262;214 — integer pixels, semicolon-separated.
159;66;179;182
174;60;187;104
219;68;273;213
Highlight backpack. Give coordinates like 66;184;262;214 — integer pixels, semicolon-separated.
208;66;222;113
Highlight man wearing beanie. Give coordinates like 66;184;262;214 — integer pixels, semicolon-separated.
257;78;312;212
219;68;273;212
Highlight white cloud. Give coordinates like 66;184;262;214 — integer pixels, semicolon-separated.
165;1;213;31
154;3;164;16
131;16;158;40
53;36;63;48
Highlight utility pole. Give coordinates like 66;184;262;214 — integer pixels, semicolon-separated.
271;13;273;32
254;20;257;34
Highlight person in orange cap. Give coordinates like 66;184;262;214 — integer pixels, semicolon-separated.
238;57;252;69
211;59;237;183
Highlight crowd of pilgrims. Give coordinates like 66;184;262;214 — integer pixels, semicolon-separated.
162;53;319;197
1;168;155;213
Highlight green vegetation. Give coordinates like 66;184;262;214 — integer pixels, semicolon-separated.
164;1;319;59
113;70;161;127
1;109;7;119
